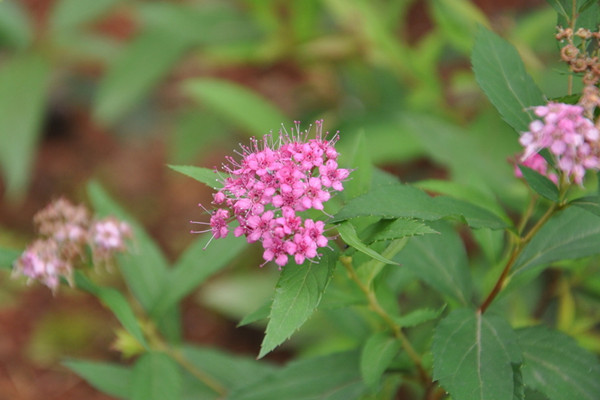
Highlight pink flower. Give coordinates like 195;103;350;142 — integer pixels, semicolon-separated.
514;153;559;184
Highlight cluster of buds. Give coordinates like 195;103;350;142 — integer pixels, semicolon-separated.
192;120;349;268
556;27;600;84
12;198;132;292
517;102;600;185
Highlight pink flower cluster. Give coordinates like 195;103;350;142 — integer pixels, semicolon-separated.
13;198;132;292
519;102;600;185
193;120;349;268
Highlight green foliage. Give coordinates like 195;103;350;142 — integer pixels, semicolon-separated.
429;0;490;54
62;360;132;399
131;352;182;400
49;0;121;34
167;165;223;190
360;332;401;388
518;165;559;202
0;1;33;49
336;222;400;266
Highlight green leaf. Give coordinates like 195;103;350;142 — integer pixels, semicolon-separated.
333;183;508;230
87;181;169;311
395;222;472;305
0;1;33;49
259;249;337;358
510;207;600;281
167;165;223;190
74;272;148;349
63;360;131;399
0;247;21;270
94;28;190;125
131;352;182;400
517;325;600;400
370;218;438;242
151;234;247;318
229;350;365;400
570;195;600;218
238;300;272;327
337;222;400;265
183;78;288;137
343;131;373;200
393;305;446;328
472;26;544;133
49;0;120;33
433;308;522;400
429;0;490;54
0;52;50;199
360;331;401;388
518;165;559;202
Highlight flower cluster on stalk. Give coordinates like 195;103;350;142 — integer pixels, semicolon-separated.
192;120;349;268
517;102;600;185
13;198;132;292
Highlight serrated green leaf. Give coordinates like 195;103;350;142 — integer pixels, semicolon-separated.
395;221;472;305
229;350;365;400
393;305;446;328
433;308;522;400
510;207;600;281
49;0;120;33
517;325;600;400
87;181;169;311
0;52;50;199
63;360;131;399
518;165;559;202
183;78;288;137
472;26;544;133
333;183;508;230
360;331;401;388
570;195;600;218
151;233;247;318
95;28;190;125
337;222;400;265
370;218;438;242
167;164;223;189
131;352;182;400
238;300;271;327
0;1;33;49
74;272;147;349
0;247;20;270
513;363;525;400
259;249;337;358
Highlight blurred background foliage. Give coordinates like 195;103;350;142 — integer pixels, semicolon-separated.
6;0;597;398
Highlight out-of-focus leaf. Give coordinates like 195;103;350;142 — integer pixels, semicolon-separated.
131;352;182;400
167;165;223;190
0;247;21;270
63;360;131;399
570;195;600;218
429;0;490;54
370;218;438;242
433;308;522;400
0;1;33;49
49;0;121;33
87;181;169;311
337;222;400;265
169;110;228;163
238;300;271;327
229;351;365;400
0;52;50;199
183;78;288;137
52;33;120;64
472;26;544;133
343;131;372;199
393;305;446;328
259;249;337;358
360;331;401;389
94;28;190;125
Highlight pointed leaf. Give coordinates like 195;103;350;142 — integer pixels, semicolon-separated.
168;164;223;189
393;305;446;328
131;352;182;400
259;249;337;358
337;222;400;265
183;78;288;137
433;308;522;400
518;165;559;202
238;300;271;327
472;26;544;133
360;332;401;388
570;195;600;218
517;325;600;400
63;360;131;399
370;218;438;242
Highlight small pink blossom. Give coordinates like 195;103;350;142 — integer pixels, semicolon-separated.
514;153;559;184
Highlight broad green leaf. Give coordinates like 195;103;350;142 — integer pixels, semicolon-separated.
393;305;446;328
229;350;365;400
169;110;228;163
0;247;20;270
370;218;438;242
518;165;559;202
513;364;525;400
74;272;147;348
63;360;131;399
472;26;544;133
49;0;120;33
259;249;337;358
152;233;246;318
517;325;600;400
433;308;522;400
337;222;400;265
238;300;271;327
183;78;288;137
429;0;490;54
0;1;33;49
510;207;600;281
95;28;190;125
333;183;508;230
131;352;182;400
167;165;223;189
0;52;50;199
395;222;472;305
570;195;600;218
343;131;373;200
87;181;169;311
360;331;401;388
